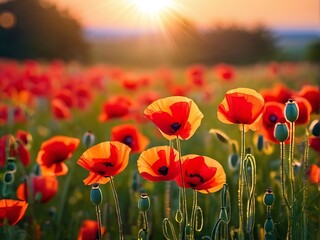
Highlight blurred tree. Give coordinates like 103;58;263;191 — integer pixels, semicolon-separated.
306;40;320;63
0;0;89;61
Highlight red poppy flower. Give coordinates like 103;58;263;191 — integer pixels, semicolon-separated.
295;85;320;114
186;64;206;87
259;101;286;143
137;146;180;182
77;141;131;185
111;124;149;153
51;98;72;120
214;63;235;81
175;154;226;194
98;96;133;122
77;220;106;240
15;130;32;148
53;89;74;108
217;88;264;130
0;199;28;226
36;136;80;176
309;136;320;154
16;140;31;166
144;96;204;140
260;84;292;104
306;164;320;184
16;175;59;203
121;73;140;90
73;84;93;110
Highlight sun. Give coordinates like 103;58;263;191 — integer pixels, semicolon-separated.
129;0;173;15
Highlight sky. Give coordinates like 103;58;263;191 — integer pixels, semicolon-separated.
48;0;319;31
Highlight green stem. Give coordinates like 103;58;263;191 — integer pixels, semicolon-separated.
238;124;245;239
302;129;310;240
280;142;291;240
95;205;102;240
190;190;198;238
55;162;75;240
109;176;124;240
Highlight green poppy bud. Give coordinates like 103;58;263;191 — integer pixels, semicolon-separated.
228;153;239;171
309;119;320;137
82;131;95;148
257;134;264;152
264;218;274;232
263;188;275;206
274;123;289;142
138;229;148;240
3;171;14;184
6;157;17;173
264;232;274;240
285;99;299;122
138;193;150;212
185;224;192;236
90;184;103;206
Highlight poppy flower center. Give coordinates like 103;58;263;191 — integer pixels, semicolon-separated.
103;162;114;167
170;122;181;132
123;135;133;147
188;173;204;187
269;114;278;123
158;166;169;175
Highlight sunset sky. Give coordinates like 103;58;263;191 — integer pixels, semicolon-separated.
48;0;319;31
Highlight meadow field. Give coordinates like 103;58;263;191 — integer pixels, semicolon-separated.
0;59;319;240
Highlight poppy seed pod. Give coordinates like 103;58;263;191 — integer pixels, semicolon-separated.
138;229;148;240
4;171;14;184
6;157;17;173
82;131;95;149
257;134;264;152
309;119;320;137
274;123;289;142
263;188;275;206
284;99;299;122
264;218;274;232
90;184;103;206
138;193;150;212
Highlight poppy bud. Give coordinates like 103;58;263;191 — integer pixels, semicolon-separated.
138;229;148;240
32;163;41;176
264;232;274;240
284;99;299;122
228;153;239;171
82;131;95;148
4;171;14;184
185;224;192;236
90;184;103;206
264;218;274;232
309;119;320;137
209;129;230;144
257;134;264;152
138;193;150;212
6;157;17;173
274;123;289;142
263;188;275;206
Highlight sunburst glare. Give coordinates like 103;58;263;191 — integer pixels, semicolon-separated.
128;0;173;15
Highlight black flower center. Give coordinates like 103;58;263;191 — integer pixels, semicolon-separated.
269;114;278;123
123;135;133;147
158;166;169;176
103;162;114;167
171;122;181;133
189;173;204;183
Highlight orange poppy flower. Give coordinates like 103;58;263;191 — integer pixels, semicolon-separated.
175;154;226;194
16;175;59;203
137;146;180;182
217;88;264;129
36;136;80;176
259;101;286;143
144;96;204;140
0;199;28;226
15;130;32;149
111;124;149;153
77;220;106;240
98;96;133;122
295;85;320;114
77;141;131;185
306;164;320;184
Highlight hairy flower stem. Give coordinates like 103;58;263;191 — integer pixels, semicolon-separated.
95;205;102;240
109;177;124;240
302;130;310;240
280;141;291;240
238;124;245;239
175;138;188;240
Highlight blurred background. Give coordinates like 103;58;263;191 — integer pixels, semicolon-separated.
0;0;319;66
